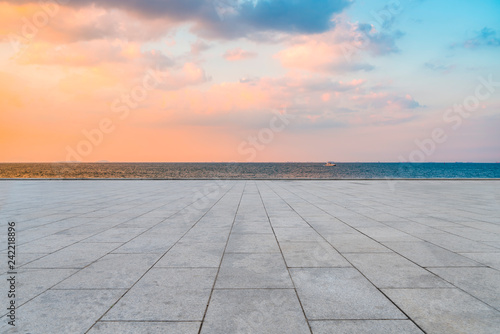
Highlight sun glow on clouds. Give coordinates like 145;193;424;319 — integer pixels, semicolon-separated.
0;0;499;162
223;48;257;61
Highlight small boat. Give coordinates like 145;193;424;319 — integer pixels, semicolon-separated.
324;162;336;166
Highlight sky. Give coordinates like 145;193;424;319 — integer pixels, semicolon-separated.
0;0;499;162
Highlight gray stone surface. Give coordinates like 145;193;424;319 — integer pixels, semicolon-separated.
156;242;226;267
1;180;499;333
291;268;406;319
357;226;419;242
201;289;310;334
382;241;482;267
280;241;350;267
181;227;230;243
274;227;324;242
459;252;500;270
428;267;500;310
84;227;147;243
23;242;122;269
225;233;280;253
323;233;391;253
384;288;500;334
1;268;77;306
54;253;160;289
231;222;274;234
345;253;451;288
112;233;181;254
414;232;499;252
215;252;293;288
0;289;126;333
103;267;217;321
88;321;201;334
310;320;424;334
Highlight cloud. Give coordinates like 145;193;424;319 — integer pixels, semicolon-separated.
424;60;455;74
463;27;500;49
223;47;257;61
7;0;351;39
0;3;177;45
274;15;405;74
356;23;403;55
276;37;373;73
190;39;212;55
217;0;350;35
275;76;366;93
153;72;424;132
275;20;377;73
14;39;173;68
239;76;260;84
369;3;401;30
350;92;422;110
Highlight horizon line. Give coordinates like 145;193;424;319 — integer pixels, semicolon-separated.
1;161;499;164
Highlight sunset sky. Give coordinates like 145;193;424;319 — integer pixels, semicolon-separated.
1;0;499;162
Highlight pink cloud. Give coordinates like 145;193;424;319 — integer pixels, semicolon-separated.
223;48;258;61
190;39;211;56
274;19;375;73
1;3;176;46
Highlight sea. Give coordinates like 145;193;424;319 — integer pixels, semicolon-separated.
0;163;499;179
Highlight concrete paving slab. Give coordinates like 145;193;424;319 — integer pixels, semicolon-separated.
323;233;391;253
180;227;231;243
435;226;500;242
215;252;293;289
383;241;483;267
1;268;77;306
155;242;226;267
307;221;358;234
18;234;85;253
428;267;500;310
459;252;500;270
345;253;452;288
116;217;165;229
382;221;442;235
226;233;280;253
112;234;179;253
280;241;350;267
84;227;147;243
269;216;309;228
0;289;125;333
414;232;499;253
14;252;48;267
88;321;201;334
290;268;406;320
310;320;424;334
384;288;500;334
274;227;324;242
201;289;310;334
23;242;121;269
1;180;499;332
231;222;274;234
104;268;217;321
357;227;420;242
54;253;160;289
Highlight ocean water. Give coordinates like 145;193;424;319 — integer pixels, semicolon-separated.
0;163;499;179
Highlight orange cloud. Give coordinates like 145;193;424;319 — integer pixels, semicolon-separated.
1;3;176;45
161;81;274;118
0;4;426;163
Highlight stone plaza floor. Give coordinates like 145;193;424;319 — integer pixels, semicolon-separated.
0;180;499;333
